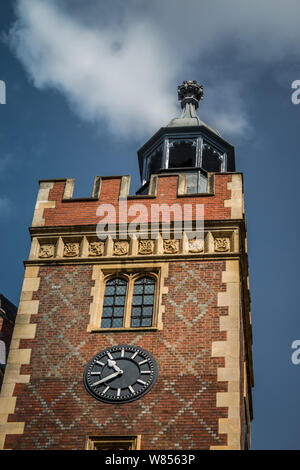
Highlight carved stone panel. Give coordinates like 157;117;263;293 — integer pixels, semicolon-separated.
163;239;179;254
214;237;230;252
63;242;80;257
138;240;154;255
188;238;204;253
39;244;55;259
89;241;104;257
113;241;129;256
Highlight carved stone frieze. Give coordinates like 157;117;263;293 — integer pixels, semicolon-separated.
89;241;104;257
113;241;129;256
63;242;80;257
30;228;237;262
138;239;154;255
163;239;179;254
188;238;204;253
214;237;230;252
39;244;55;258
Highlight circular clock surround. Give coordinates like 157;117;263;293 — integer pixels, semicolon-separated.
83;345;158;404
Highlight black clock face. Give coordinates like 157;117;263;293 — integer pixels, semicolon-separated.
83;345;158;403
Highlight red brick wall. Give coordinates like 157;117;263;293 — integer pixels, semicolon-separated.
6;261;229;450
43;174;232;227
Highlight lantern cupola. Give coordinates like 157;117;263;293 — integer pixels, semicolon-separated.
137;80;235;194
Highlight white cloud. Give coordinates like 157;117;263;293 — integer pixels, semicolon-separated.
8;0;178;140
199;81;250;139
8;0;300;141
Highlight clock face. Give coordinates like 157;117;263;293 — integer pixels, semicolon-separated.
83;345;158;403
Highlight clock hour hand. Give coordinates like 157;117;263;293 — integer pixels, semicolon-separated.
91;370;121;387
107;359;123;374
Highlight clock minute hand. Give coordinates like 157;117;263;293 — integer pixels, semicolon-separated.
91;370;121;387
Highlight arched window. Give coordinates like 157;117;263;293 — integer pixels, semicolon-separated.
101;277;128;328
131;276;156;327
99;273;159;330
89;266;166;332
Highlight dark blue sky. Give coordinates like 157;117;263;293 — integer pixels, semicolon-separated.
1;1;300;450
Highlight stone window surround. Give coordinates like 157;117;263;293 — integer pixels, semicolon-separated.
101;272;158;329
85;435;141;450
87;262;168;333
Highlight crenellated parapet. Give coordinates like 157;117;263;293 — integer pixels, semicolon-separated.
31;172;244;229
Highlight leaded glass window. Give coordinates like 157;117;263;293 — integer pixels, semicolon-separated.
131;277;155;327
100;274;158;329
101;277;127;328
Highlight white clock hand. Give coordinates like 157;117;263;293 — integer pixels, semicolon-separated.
107;359;123;374
91;370;121;387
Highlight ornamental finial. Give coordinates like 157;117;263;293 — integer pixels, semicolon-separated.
177;80;203;110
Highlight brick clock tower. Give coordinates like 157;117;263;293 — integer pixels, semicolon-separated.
0;81;253;450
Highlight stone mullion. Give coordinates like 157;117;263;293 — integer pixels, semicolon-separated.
124;275;134;329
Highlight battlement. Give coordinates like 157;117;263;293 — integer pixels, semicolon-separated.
31;172;244;228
